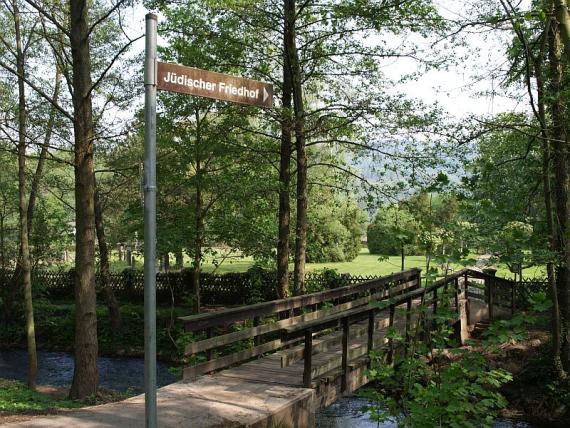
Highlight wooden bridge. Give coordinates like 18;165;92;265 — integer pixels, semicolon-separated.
175;267;516;426
5;268;517;428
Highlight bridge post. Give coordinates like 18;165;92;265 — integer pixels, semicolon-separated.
483;268;497;321
405;297;412;357
454;277;460;314
341;317;349;392
511;280;516;316
303;329;313;388
367;309;375;366
253;316;260;347
464;272;470;326
387;304;395;364
431;288;438;332
206;328;213;361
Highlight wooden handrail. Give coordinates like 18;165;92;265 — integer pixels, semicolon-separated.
180;268;421;331
180;267;516;383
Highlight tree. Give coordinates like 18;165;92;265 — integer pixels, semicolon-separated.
8;0;144;398
367;205;420;270
306;194;366;263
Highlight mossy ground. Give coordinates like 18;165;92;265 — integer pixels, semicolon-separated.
0;379;132;423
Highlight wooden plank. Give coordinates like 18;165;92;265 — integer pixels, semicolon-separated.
303;330;313;388
180;268;421;331
184;286;397;355
183;339;283;380
279;317;391;368
218;367;302;386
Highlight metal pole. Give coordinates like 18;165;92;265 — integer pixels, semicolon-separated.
144;12;157;428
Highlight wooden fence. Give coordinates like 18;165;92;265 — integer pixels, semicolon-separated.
0;268;382;306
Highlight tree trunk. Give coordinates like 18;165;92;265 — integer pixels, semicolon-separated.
69;0;99;399
533;36;564;375
286;0;308;295
193;110;203;314
175;250;183;270
94;186;121;332
164;253;170;272
14;0;37;390
548;19;570;371
0;214;5;271
277;0;293;299
401;245;405;271
554;0;570;63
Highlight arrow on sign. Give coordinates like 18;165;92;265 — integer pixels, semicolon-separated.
263;87;269;103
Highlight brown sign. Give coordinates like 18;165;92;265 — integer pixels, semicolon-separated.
157;62;273;108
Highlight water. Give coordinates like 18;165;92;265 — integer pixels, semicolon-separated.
315;395;535;428
0;350;536;426
0;349;177;393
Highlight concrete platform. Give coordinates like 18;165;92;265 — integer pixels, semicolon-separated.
1;376;315;428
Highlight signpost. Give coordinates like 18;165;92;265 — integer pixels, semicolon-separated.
157;62;273;107
143;13;273;428
143;13;158;428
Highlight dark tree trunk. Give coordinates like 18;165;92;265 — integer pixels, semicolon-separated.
14;0;37;389
164;253;170;272
533;39;564;375
193;110;203;314
401;246;405;271
94;186;121;332
286;0;308;295
69;0;99;399
277;0;293;299
548;19;570;371
175;250;183;270
0;214;4;271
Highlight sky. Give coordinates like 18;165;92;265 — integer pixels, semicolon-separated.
120;1;526;120
381;0;525;118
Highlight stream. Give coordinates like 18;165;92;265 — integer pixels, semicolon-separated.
0;350;535;426
315;395;534;428
0;349;176;393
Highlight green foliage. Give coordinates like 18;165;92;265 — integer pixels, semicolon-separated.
481;315;531;347
306;197;367;263
362;293;512;427
246;265;271;304
0;379;83;413
367;205;420;256
0;379;132;414
0;301;192;360
305;268;345;293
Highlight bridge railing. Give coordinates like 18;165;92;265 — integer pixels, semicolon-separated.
285;268;516;390
178;267;515;387
179;268;422;380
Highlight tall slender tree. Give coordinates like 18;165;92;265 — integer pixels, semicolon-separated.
13;0;37;389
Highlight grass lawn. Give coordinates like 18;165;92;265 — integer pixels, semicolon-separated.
204;249;468;277
0;379;132;422
103;248;544;280
196;248;438;276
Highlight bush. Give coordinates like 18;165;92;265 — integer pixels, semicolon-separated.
367;222;398;255
367;205;422;256
306;202;367;263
